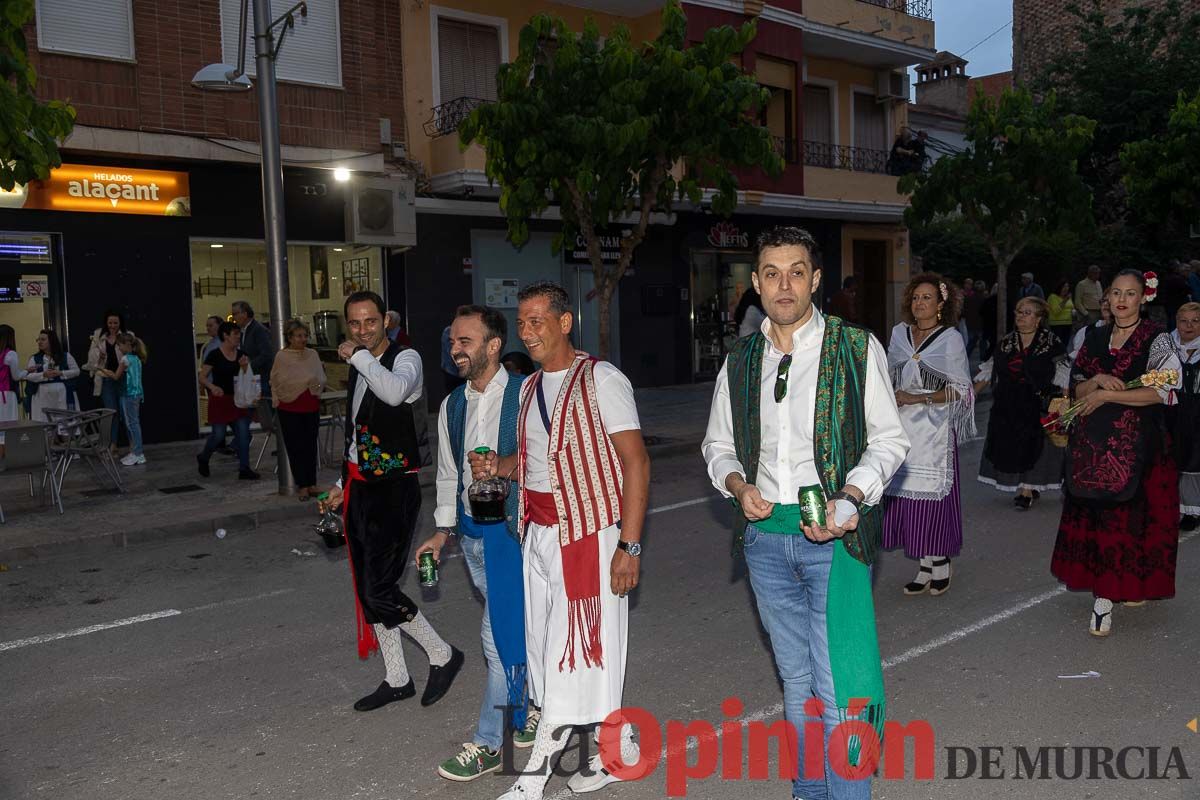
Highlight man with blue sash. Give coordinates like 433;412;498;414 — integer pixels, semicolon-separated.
418;305;537;782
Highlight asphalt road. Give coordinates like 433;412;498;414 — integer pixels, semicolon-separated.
2;438;1198;800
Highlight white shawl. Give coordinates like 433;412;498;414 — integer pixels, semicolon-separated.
885;323;976;500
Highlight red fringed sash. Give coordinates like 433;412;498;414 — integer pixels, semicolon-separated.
526;489;604;672
342;462;379;660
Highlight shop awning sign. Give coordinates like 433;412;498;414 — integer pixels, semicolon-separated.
4;164;191;216
565;229;630;265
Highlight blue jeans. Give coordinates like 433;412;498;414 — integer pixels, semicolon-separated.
200;416;251;471
120;395;143;455
461;532;508;752
743;526;872;800
100;377;122;444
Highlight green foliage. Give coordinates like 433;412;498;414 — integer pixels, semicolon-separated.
459;0;780;358
900;88;1095;338
0;0;76;190
1034;0;1200;227
1121;90;1200;232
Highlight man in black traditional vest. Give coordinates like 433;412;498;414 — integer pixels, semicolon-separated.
319;291;464;712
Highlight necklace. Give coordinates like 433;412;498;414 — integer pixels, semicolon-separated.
915;323;940;332
1114;319;1140;330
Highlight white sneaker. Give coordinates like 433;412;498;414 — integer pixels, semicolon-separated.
120;453;145;466
566;743;641;794
496;783;539;800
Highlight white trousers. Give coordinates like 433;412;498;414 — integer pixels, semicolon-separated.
523;521;629;727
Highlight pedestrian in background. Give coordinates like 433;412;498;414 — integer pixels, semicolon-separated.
25;329;80;421
1189;260;1200;301
201;315;223;362
1159;262;1190;332
976;297;1064;510
1073;265;1104;328
501;351;535;376
232;300;277;454
85;311;134;451
1052;270;1180;637
883;274;974;596
270;319;326;499
1018;272;1045;301
1046;279;1075;345
1169;302;1200;532
0;324;30;458
961;278;983;358
101;333;147;466
198;321;256;480
441;324;466;394
734;285;767;336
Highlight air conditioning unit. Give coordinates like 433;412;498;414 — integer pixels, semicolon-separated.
875;70;911;101
345;176;417;248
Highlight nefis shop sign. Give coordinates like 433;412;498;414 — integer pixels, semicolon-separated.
1;164;191;216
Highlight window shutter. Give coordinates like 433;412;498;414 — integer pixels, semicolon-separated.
221;0;342;88
437;17;500;102
802;86;832;145
468;25;500;101
36;0;134;61
853;92;887;152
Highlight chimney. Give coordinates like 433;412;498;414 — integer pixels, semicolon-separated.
914;52;971;116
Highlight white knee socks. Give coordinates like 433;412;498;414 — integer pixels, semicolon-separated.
373;624;410;687
399;610;452;667
515;718;571;794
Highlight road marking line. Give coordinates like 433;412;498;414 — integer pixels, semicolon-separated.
0;610;181;653
544;529;1200;798
647;495;721;515
1;587;299;654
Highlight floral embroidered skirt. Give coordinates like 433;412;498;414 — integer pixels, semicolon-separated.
1050;452;1179;601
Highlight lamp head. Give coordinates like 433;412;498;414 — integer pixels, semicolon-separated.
191;63;252;92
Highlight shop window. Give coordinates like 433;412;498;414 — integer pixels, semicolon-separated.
436;16;501;105
36;0;135;61
220;0;342;88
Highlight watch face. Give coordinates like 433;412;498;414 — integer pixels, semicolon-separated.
623;541;642;557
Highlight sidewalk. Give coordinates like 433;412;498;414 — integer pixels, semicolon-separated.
0;383;713;563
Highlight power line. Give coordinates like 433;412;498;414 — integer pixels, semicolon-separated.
961;19;1013;58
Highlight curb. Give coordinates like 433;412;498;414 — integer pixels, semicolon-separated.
0;437;704;564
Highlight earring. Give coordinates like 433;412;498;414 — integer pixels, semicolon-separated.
937;310;942;321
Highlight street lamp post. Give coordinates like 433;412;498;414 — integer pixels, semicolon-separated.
193;0;308;495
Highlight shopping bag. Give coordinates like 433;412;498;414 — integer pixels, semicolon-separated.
234;365;262;409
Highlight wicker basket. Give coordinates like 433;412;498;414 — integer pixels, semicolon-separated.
1045;396;1071;448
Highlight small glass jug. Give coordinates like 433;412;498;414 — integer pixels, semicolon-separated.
468;447;510;523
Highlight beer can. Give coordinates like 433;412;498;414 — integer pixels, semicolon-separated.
418;551;438;587
797;484;827;529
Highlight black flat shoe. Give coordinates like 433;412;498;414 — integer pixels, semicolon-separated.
903;563;932;595
929;558;952;596
1181;515;1199;532
238;469;260;481
421;647;464;706
353;679;415;711
1015;495;1033;510
197;455;210;477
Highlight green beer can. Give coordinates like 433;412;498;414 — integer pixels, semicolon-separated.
418;551;438;587
797;484;827;529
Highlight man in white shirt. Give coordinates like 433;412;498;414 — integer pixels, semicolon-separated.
1074;265;1104;328
415;305;538;781
702;227;908;800
318;291;463;713
470;281;649;800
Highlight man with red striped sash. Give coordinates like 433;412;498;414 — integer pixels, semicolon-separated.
471;282;650;800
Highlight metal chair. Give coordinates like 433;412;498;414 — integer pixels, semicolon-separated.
0;424;62;523
44;408;125;495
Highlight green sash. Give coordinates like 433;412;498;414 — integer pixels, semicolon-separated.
727;314;886;764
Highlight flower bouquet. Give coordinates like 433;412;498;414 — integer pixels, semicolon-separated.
1041;369;1178;434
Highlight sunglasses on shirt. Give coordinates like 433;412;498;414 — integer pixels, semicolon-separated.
774;354;792;403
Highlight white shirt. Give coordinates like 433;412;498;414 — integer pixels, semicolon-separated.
345;347;424;467
524;360;640;492
702;311;909;506
434;367;509;527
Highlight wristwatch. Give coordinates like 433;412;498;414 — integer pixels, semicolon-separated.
829;490;862;511
617;540;642;557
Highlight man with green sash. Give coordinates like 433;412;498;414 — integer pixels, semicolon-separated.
702;226;908;800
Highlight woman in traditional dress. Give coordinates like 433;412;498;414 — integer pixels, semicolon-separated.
1169;302;1200;531
1051;269;1181;637
25;329;81;422
976;297;1065;509
884;273;975;596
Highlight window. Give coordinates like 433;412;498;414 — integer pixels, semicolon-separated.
35;0;134;61
803;85;833;145
220;0;342;88
853;91;888;152
436;17;501;104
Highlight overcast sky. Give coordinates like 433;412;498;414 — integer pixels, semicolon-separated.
932;3;1013;77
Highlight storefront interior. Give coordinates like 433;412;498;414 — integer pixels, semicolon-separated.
690;249;755;380
0;233;61;386
189;239;384;427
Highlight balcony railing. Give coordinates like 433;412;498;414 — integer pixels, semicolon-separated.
801;140;890;174
856;0;933;22
772;136;800;165
424;96;490;138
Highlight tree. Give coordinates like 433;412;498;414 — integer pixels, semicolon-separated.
1035;0;1200;228
899;88;1095;342
0;0;76;190
1121;90;1200;233
460;0;781;359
